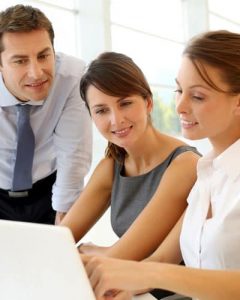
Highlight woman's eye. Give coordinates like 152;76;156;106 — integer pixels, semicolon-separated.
121;101;132;106
96;110;104;114
174;89;182;99
95;108;107;114
174;89;182;94
192;95;204;101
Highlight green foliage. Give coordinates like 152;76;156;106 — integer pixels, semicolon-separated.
151;90;180;135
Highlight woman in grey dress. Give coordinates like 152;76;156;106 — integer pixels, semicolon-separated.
83;31;240;300
61;52;200;298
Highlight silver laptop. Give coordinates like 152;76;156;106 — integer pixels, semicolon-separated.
0;220;96;300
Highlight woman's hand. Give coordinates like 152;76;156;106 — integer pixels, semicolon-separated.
78;242;110;257
82;255;153;299
99;290;133;300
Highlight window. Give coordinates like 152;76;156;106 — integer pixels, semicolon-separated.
209;0;240;32
0;0;79;56
111;0;184;135
2;0;240;159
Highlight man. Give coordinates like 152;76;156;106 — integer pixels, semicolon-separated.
0;5;92;224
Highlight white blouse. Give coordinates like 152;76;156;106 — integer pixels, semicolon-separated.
180;139;240;270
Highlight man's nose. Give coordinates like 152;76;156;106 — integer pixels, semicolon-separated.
27;61;43;79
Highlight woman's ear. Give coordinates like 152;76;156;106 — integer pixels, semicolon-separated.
234;95;240;116
146;96;153;113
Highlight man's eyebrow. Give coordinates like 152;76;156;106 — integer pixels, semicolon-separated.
38;47;52;55
9;54;28;60
9;47;52;60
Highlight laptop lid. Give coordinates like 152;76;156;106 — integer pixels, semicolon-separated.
0;220;96;300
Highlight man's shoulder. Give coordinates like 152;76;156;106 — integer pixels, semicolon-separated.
55;52;86;77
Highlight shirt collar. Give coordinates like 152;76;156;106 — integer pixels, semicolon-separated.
197;139;240;181
0;73;44;107
0;73;19;106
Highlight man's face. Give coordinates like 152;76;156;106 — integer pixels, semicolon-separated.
0;29;55;102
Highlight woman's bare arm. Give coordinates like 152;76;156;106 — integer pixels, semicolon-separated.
84;255;240;300
60;157;114;242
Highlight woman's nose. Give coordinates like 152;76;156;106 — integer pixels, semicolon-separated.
110;109;124;126
176;93;190;115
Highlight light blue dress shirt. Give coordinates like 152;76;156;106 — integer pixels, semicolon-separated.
0;52;92;212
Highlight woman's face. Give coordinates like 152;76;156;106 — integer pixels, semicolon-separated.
175;56;240;150
86;85;152;150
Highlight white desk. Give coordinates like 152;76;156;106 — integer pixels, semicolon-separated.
133;293;155;300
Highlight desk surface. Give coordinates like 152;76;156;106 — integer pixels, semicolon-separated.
133;293;155;300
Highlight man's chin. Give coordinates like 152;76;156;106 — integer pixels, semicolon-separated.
27;92;49;102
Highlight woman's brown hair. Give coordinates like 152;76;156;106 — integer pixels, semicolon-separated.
183;30;240;94
80;51;152;162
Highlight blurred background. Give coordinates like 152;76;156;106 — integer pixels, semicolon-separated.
1;0;239;244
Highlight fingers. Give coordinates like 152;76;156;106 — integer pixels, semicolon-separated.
86;257;104;291
84;256;113;298
77;243;84;253
101;291;132;300
77;242;95;253
83;256;132;299
82;255;108;296
114;291;132;300
81;254;91;264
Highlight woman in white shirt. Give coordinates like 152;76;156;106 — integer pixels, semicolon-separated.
83;30;240;300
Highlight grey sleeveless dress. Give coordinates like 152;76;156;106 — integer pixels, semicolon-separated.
111;145;200;237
